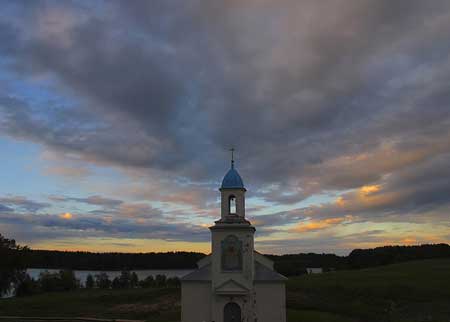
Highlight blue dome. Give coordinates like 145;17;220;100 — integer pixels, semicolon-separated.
221;166;245;189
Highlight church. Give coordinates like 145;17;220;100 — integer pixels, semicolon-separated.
181;156;287;322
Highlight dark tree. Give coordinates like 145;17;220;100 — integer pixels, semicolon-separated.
15;273;39;297
58;270;79;291
166;276;181;288
139;275;154;288
155;274;167;288
38;270;79;292
118;270;131;288
95;272;111;289
0;234;27;296
130;272;139;288
111;277;121;289
85;274;95;288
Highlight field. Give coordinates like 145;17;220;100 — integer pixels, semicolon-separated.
0;288;180;322
1;259;450;322
287;258;450;322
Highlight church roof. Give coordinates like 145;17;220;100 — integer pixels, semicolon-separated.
254;261;288;281
180;261;287;282
181;263;211;281
221;163;245;189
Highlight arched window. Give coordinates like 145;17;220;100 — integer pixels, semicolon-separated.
224;302;241;322
221;235;243;271
229;195;236;215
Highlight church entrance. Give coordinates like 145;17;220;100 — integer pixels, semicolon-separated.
224;302;241;322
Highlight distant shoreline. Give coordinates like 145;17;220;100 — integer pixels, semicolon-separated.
9;243;450;276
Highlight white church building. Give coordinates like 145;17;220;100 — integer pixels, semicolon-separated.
181;157;287;322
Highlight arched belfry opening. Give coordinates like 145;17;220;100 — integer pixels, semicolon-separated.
229;195;236;214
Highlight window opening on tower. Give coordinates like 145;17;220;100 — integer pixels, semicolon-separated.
229;195;237;215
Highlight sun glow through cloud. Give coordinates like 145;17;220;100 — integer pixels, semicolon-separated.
360;185;381;196
60;212;73;220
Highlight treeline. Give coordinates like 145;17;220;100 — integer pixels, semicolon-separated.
25;244;444;276
15;269;180;297
347;244;450;269
3;234;450;280
268;253;347;276
9;244;450;276
271;243;450;276
23;249;206;270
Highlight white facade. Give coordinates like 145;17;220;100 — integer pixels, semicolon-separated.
181;161;286;322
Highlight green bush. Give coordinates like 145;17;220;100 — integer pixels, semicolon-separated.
85;274;95;288
139;275;155;288
130;272;139;288
155;274;167;287
39;270;79;292
15;273;40;297
167;276;180;288
95;272;111;289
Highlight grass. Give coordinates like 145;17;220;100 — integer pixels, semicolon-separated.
287;309;356;322
0;287;180;322
287;258;450;322
1;259;450;322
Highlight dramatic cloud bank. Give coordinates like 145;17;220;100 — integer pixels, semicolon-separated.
0;0;449;254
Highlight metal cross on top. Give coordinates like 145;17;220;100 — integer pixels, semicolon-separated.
230;147;235;168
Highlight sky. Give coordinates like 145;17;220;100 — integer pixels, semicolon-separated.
0;0;449;255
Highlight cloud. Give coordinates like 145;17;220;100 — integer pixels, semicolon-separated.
0;204;13;212
0;1;450;252
255;229;445;255
49;194;165;220
51;195;123;208
291;216;352;233
0;210;209;243
0;196;50;212
256;230;387;255
1;1;448;183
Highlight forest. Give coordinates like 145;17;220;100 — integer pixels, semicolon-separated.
24;249;204;270
8;243;450;276
2;233;450;280
270;243;450;275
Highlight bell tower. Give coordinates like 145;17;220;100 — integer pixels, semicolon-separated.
219;148;246;221
209;150;256;322
181;150;287;322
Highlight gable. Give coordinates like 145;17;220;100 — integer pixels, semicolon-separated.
197;254;211;268
254;251;274;269
254;261;287;282
215;279;249;295
181;264;211;282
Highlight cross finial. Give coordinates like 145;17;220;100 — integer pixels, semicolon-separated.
229;147;235;168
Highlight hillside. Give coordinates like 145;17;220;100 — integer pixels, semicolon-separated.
287;258;450;322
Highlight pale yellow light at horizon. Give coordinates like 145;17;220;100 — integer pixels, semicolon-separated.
31;237;211;254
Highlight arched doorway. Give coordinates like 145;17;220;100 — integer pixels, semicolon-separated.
224;302;241;322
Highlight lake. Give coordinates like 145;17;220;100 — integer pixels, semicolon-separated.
27;268;194;286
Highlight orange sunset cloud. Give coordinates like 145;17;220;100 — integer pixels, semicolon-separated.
292;216;353;233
